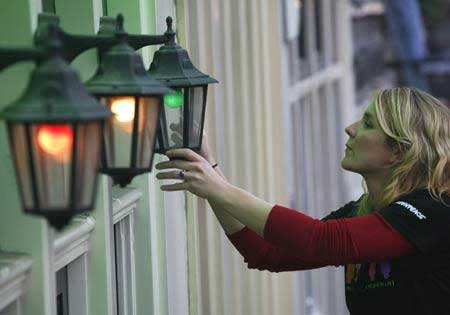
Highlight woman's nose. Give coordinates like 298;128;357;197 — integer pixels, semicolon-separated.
345;123;356;137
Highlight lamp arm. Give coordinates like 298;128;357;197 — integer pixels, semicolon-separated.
127;34;170;51
34;13;118;63
127;16;176;51
58;33;117;62
0;47;44;72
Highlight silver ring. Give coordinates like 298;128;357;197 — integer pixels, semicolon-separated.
178;170;185;180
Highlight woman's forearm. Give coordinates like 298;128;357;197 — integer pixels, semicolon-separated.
207;173;274;238
207;166;246;235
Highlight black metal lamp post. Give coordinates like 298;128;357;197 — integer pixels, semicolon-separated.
128;17;218;153
37;13;174;187
0;25;111;229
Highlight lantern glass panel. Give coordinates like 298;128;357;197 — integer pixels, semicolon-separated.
74;122;101;208
101;96;160;169
160;88;185;150
187;86;206;149
8;124;34;209
31;123;74;209
135;96;160;168
101;96;136;168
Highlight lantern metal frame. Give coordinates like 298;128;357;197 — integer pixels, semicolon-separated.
0;23;112;229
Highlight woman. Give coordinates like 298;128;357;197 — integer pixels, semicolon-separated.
155;87;450;314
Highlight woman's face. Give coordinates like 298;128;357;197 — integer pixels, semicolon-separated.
341;101;397;175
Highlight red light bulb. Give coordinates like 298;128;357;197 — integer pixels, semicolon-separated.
37;124;73;162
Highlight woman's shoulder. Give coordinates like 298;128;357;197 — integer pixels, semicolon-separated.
393;188;450;211
321;195;363;221
378;188;450;253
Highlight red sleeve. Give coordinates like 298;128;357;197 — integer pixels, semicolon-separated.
263;205;416;266
227;227;327;272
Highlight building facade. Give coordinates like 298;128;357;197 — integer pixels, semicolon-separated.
0;0;359;314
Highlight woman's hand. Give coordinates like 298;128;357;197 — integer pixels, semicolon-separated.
155;148;228;200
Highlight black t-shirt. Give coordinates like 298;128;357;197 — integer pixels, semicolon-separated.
322;189;450;315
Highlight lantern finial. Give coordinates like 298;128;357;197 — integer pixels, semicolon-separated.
164;16;176;45
116;14;125;31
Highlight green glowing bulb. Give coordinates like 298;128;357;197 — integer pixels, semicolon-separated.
164;90;184;108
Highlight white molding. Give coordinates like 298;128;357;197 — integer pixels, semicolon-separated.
42;223;57;315
351;2;385;19
112;188;142;224
53;216;95;272
0;253;32;312
288;64;345;103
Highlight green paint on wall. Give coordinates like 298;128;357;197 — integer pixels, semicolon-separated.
0;2;50;315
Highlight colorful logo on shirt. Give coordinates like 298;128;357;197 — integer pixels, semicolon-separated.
346;261;396;290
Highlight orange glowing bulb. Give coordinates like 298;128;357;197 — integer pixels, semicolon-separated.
110;97;135;123
37;125;74;160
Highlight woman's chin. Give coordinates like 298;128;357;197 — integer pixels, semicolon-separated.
341;158;358;173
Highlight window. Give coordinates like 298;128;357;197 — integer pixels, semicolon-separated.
112;188;140;315
53;216;94;315
114;216;136;315
56;267;68;315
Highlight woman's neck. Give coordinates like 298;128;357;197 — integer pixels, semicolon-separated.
364;172;391;209
357;174;391;216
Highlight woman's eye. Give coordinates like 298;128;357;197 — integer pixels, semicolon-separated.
363;120;371;128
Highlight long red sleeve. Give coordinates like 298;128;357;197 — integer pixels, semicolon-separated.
227;227;327;272
227;205;415;272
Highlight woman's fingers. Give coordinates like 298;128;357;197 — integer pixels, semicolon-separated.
156;170;193;180
165;148;203;162
155;159;199;171
170;133;183;146
161;182;190;191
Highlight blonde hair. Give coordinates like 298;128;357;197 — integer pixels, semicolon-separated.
357;87;450;215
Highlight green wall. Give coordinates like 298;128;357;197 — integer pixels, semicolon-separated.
0;0;164;314
0;1;49;314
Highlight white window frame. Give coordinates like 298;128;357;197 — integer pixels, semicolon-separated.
0;253;32;315
53;216;95;315
112;188;141;315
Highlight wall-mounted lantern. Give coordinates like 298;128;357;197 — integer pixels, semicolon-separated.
85;15;173;187
38;14;174;187
0;25;111;229
127;17;218;153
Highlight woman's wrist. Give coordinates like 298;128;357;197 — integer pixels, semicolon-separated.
205;155;216;165
207;180;234;206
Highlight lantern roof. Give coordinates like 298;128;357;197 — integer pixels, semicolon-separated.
148;17;218;87
1;55;111;123
86;15;174;96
